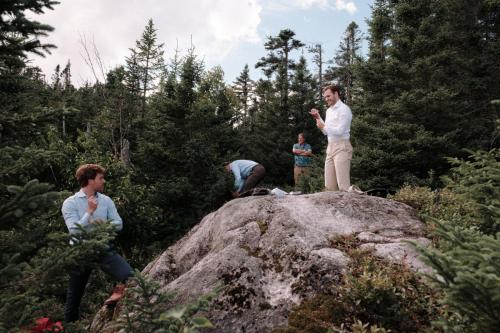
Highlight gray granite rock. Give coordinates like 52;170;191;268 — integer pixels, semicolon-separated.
90;191;430;333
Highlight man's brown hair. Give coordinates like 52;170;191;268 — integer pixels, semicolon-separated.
322;84;341;95
75;164;106;187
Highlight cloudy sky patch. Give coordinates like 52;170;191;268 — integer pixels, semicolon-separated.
29;0;368;85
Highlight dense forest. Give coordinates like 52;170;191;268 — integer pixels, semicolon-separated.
1;0;498;332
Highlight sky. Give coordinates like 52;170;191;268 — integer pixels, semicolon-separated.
29;0;374;87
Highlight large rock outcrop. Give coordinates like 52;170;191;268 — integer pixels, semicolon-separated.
91;191;431;332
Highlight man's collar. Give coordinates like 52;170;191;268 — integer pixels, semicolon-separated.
76;189;99;198
332;99;344;109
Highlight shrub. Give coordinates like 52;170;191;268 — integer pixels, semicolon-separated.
416;221;500;333
273;246;440;333
391;186;477;230
443;149;500;234
114;270;217;333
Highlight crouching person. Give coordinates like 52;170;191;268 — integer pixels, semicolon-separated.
61;164;133;322
224;160;266;198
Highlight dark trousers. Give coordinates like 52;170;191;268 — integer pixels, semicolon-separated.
243;164;266;192
64;251;133;322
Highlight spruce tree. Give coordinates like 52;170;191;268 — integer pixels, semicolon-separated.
325;21;363;105
351;0;499;190
0;0;58;69
255;29;304;113
126;18;165;116
232;64;254;124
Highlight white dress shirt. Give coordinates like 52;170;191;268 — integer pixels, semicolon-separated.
318;100;352;142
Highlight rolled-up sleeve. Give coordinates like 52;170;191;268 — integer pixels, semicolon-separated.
62;198;91;234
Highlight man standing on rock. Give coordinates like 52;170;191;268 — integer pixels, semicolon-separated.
225;160;266;198
292;132;313;187
61;164;133;322
309;85;353;191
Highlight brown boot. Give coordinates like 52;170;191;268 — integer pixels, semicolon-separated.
104;283;126;306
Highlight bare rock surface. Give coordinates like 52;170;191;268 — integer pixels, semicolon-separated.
90;191;430;333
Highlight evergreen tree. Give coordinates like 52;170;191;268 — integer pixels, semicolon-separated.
325;21;363;105
443;149;500;234
255;29;304;113
126;18;165;116
232;64;254;124
0;0;58;70
417;221;499;333
307;43;325;104
289;56;318;143
352;0;499;190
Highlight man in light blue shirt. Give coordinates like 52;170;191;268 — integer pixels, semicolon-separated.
225;160;266;197
61;164;133;322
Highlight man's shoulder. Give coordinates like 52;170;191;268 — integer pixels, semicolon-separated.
97;192;113;202
339;101;352;112
293;143;299;148
63;191;80;203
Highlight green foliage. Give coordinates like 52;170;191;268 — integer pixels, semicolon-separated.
273;247;440;333
295;155;325;194
330;321;390;333
443;149;500;234
416;221;500;333
394;148;499;332
126;18;165;114
0;180;61;230
0;177;118;331
325;21;363;105
1;1;499;330
391;186;477;230
114;270;217;333
352;0;498;190
0;0;58;69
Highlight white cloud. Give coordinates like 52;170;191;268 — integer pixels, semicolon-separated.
294;0;329;9
265;0;357;13
334;0;357;14
28;0;262;85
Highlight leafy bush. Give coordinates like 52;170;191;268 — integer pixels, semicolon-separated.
273;245;440;333
391;186;477;230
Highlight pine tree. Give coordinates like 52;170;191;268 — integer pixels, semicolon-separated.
255;29;304;113
416;221;500;333
232;64;254;124
325;22;363;105
0;0;58;70
289;56;318;141
443;148;500;234
351;0;499;190
126;19;165;116
115;271;216;333
307;43;325;104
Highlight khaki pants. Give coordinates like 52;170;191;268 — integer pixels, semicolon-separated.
294;166;311;186
325;140;353;191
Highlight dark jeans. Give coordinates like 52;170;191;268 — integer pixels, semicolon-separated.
242;164;266;192
64;251;133;322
